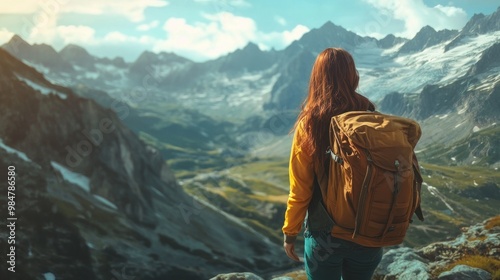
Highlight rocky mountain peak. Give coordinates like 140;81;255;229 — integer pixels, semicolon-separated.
59;44;96;69
399;25;458;54
1;34;74;73
445;6;500;51
462;6;500;34
215;41;276;73
287;20;371;54
3;34;30;52
59;43;91;57
378;34;407;49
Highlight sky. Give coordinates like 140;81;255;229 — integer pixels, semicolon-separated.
0;0;498;62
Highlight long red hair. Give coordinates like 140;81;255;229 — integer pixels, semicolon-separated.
293;48;375;163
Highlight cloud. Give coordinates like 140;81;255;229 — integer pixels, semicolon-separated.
193;0;251;8
154;12;257;60
275;16;287;26
151;12;310;61
0;28;15;45
0;0;39;13
57;25;97;45
257;24;309;51
0;0;168;22
364;0;468;38
137;20;159;31
103;32;154;45
7;8;309;62
282;25;309;43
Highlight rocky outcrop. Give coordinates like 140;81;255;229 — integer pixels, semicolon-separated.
438;265;491;280
373;215;500;279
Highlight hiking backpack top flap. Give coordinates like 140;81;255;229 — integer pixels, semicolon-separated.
325;110;424;247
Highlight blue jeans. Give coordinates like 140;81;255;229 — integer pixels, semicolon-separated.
304;230;383;280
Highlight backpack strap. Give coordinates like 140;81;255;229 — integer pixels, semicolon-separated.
412;158;425;222
306;174;335;232
328;118;344;164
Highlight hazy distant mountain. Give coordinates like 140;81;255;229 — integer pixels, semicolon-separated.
2;6;500;161
377;34;407;49
2;35;74;73
59;44;97;70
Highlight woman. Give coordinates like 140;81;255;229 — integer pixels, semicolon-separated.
282;48;382;279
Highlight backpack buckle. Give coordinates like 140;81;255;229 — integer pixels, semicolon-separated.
326;148;343;164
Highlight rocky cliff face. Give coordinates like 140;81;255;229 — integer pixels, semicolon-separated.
0;48;289;280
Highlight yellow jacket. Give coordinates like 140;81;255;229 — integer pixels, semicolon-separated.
282;121;314;238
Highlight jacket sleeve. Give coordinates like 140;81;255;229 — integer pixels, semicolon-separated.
282;123;315;238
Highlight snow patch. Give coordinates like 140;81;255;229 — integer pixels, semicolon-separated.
358;31;500;100
425;183;454;212
50;161;90;192
151;187;165;198
15;74;67;99
455;121;466;128
93;195;117;210
43;272;56;280
472;126;480;132
457;106;467;115
0;139;31;162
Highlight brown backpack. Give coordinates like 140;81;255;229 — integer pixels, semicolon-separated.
318;111;424;247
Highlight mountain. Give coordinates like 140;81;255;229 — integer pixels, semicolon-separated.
2;35;74;73
445;7;500;51
398;26;458;54
2;7;498;161
379;41;500;166
378;34;407;49
128;50;192;83
286;21;376;54
59;44;97;70
212;42;278;73
0;48;290;279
